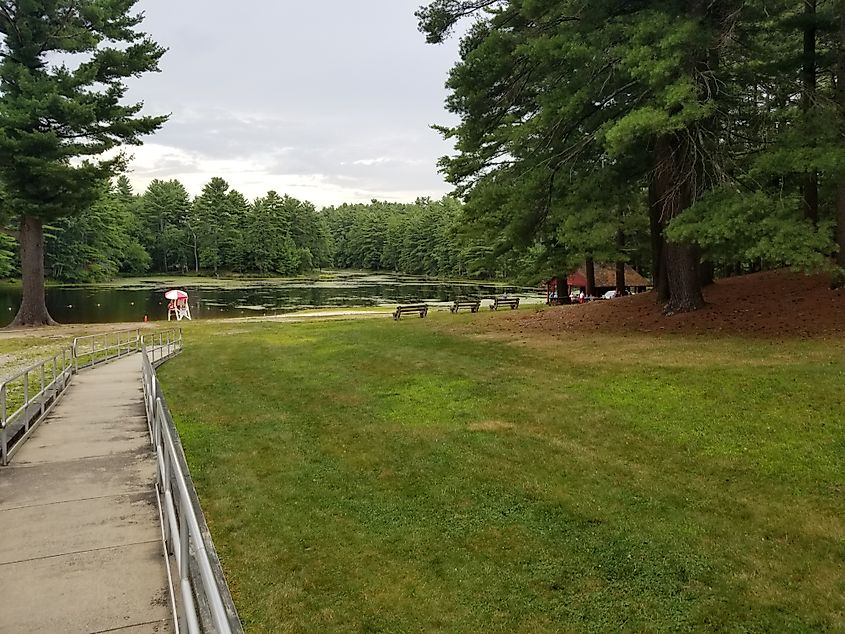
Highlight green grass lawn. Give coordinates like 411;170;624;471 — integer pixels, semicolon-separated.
158;314;845;633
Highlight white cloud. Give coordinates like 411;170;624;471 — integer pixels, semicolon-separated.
119;0;466;207
351;157;392;166
123;143;452;207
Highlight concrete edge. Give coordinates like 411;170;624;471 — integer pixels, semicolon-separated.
153;351;244;634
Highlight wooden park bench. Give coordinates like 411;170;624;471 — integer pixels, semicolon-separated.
450;299;481;313
393;303;429;320
491;297;520;311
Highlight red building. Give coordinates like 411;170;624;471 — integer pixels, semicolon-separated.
567;264;650;297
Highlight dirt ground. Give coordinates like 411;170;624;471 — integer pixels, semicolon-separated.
495;270;845;338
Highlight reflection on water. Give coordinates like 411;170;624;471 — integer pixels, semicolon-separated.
0;273;544;325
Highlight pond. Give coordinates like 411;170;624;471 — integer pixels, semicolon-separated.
0;272;546;325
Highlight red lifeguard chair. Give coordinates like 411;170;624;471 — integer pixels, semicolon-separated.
165;289;192;321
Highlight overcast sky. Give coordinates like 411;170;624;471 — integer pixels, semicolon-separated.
122;1;463;207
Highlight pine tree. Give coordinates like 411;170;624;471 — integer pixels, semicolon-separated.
191;177;234;274
0;0;166;325
138;180;191;273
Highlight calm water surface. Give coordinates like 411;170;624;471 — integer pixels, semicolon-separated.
0;273;544;325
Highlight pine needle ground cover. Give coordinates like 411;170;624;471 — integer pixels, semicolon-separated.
160;315;845;633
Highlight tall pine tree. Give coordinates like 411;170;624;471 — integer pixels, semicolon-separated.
0;0;166;325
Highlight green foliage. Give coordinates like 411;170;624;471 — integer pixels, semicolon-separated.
45;182;150;282
418;0;845;297
27;176;482;282
667;188;835;271
0;232;16;278
137;179;192;273
244;192;301;275
0;0;167;225
190;177;233;274
323;197;473;277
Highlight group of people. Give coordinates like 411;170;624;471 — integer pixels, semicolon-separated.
167;297;192;321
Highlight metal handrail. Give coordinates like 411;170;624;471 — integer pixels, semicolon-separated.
141;330;241;634
0;346;74;465
1;327;177;465
72;328;142;371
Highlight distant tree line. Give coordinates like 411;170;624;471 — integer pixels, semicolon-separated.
1;176;533;282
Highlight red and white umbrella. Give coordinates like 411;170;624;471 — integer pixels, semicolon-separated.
164;289;188;300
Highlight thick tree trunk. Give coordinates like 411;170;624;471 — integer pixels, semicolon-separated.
664;242;705;313
654;135;704;312
802;0;819;224
656;250;670;302
585;256;596;297
615;222;626;294
10;215;56;327
699;259;715;287
615;261;626;295
648;179;670;302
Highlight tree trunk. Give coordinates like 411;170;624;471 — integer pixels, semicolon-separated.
656;250;670;302
699;259;715;286
585;256;596;297
10;215;56;327
615;220;626;294
648;178;670;302
615;261;625;294
802;0;819;224
835;0;845;287
655;135;704;312
802;174;819;225
664;242;705;313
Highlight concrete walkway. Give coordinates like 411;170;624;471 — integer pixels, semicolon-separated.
0;354;173;633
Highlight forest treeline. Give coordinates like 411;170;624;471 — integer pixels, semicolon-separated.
0;176;522;282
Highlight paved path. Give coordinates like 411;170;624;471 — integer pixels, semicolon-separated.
0;354;173;633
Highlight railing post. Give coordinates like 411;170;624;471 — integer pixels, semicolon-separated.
52;357;57;398
39;365;45;416
23;373;29;431
1;385;6;466
91;336;95;368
